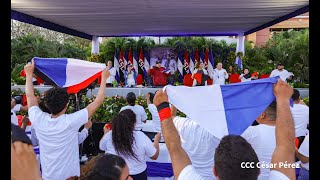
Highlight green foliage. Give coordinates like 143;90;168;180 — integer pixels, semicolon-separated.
301;97;309;106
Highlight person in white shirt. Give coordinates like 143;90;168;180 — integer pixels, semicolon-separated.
239;68;252;82
241;101;277;180
213;62;229;85
290;89;309;145
99;109;160;180
192;62;210;86
152;79;296;180
146;92;161;133
171;105;219;179
269;63;290;81
106;60;117;87
120;92;148;130
295;133;309;180
24;59;110;180
11;96;28;125
125;64;137;88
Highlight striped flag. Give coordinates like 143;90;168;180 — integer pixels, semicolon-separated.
133;50;139;74
33;57;106;94
177;51;184;81
144;50;150;73
138;48;147;78
114;49;120;83
200;49;205;64
208;49;215;77
128;48;133;66
189;50;195;73
195;49;200;63
119;49;126;83
204;48;209;70
124;50;128;67
165;77;291;139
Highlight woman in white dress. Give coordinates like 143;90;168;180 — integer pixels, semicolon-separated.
124;64;137;87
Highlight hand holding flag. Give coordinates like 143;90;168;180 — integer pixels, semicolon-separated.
24;59;35;76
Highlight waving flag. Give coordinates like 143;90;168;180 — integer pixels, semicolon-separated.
133;51;139;74
33;57;106;94
114;49;120;83
165;77;289;139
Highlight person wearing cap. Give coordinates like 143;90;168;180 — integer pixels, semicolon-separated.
148;60;171;87
120;92;148;130
270;63;290;81
124;64;137;88
11;96;28;125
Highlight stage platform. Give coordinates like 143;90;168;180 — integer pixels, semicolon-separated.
11;85;309;98
11;85;162;97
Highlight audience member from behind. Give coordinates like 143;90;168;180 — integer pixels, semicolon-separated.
152;79;295;180
120;92;148;130
99;109;160;180
24;59;110;180
241;101;277;180
82;154;133;180
146;92;161;133
170;105;220;179
295;133;309;180
290;89;309;146
11;96;28;125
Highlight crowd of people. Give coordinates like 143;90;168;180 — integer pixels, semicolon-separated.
11;59;309;180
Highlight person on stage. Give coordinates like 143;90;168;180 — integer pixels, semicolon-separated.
106;60;117;87
148;60;171;87
124;64;137;88
213;62;229;85
191;62;209;86
270;63;290;81
238;68;251;82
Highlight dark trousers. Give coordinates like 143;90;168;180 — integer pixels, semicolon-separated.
131;169;147;180
106;83;113;87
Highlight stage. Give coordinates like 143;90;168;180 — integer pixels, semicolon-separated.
11;85;310;98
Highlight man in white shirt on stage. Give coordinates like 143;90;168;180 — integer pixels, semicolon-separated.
213;62;229;85
106;60;117;87
269;63;290;81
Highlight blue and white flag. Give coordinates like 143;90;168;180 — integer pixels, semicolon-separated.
33;57;106;94
114;49;121;83
177;51;184;79
162;69;171;74
165;77;289;139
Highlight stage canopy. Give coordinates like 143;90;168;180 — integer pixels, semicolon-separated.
12;0;308;40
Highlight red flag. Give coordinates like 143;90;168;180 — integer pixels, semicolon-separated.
20;70;26;77
119;49;125;73
195;49;200;63
184;50;190;74
128;48;133;65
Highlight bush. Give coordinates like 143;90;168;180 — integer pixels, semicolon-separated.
301;97;309;106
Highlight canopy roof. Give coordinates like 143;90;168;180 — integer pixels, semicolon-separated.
11;0;308;40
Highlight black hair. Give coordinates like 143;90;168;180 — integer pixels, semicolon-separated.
292;89;300;101
39;100;51;114
149;93;155;103
83;154;127;180
44;87;69;115
126;92;136;106
243;68;251;79
12;96;23;104
214;135;260;180
112;109;139;161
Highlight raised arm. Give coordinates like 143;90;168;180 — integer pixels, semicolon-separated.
153;90;191;179
270;79;295;179
24;59;39;108
86;69;110;118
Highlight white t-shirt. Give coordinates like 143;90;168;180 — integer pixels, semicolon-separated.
213;68;228;85
269;69;290;81
298;133;309;170
11;104;21;125
99;131;156;175
28;106;88;180
148;104;161;132
240;74;252;82
174;117;219;179
106;67;116;84
179;165;289;180
290;104;309;137
241;124;276;180
120;105;147;130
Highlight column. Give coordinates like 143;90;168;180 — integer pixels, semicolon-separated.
91;35;100;54
235;33;245;69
